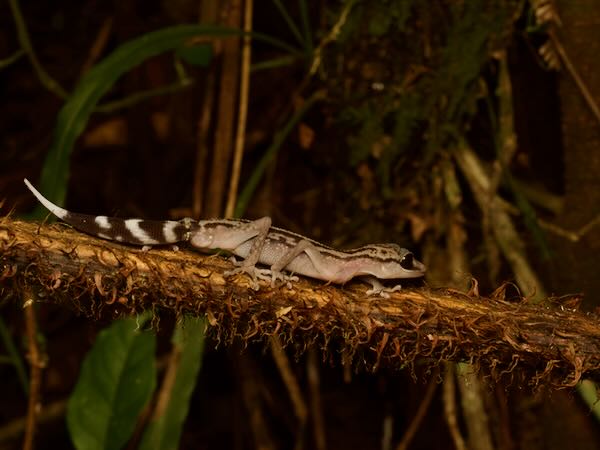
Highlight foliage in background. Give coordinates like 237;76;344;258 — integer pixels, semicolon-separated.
139;317;206;450
67;316;156;450
28;24;303;218
333;0;512;194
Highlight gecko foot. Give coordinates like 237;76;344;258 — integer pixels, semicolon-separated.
269;271;299;289
362;276;402;298
225;265;273;290
366;285;402;298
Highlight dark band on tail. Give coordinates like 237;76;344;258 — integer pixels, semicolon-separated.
60;213;190;245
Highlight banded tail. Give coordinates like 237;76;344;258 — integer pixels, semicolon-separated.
24;178;192;246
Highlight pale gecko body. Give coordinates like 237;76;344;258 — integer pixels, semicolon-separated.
24;179;426;296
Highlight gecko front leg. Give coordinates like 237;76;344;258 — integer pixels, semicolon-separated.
361;276;402;298
224;217;274;289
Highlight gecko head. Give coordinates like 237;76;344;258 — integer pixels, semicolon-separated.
366;244;426;279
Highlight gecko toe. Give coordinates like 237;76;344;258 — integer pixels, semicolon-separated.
225;265;273;290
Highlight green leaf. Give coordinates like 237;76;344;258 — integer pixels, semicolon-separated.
176;44;213;67
67;316;157;450
251;55;300;72
577;380;600;423
139;316;206;450
272;0;305;49
298;0;313;52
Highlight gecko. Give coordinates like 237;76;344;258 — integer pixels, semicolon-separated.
24;179;426;296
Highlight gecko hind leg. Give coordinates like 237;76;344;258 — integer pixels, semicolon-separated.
268;239;315;287
227;257;298;289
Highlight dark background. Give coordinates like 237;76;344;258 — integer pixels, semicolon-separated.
1;0;599;449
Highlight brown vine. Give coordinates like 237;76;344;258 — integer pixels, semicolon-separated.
1;216;599;388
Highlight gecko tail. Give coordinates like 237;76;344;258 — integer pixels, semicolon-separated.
24;178;70;220
23;178;191;246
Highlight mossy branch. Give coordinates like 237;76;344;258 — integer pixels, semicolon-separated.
1;217;600;387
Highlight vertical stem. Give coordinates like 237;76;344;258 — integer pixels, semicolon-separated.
225;0;254;218
443;364;467;450
395;372;439;450
23;289;43;450
205;0;243;217
307;348;326;450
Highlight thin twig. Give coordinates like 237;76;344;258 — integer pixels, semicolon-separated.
205;0;242;217
443;364;467;450
269;335;309;445
480;185;597;243
151;345;181;420
538;214;600;242
486;49;516;286
270;336;308;422
225;0;253;218
8;0;67;98
307;348;326;450
23;287;43;450
395;371;439;450
382;412;394;450
0;49;25;69
549;29;600;126
192;70;216;219
308;0;356;77
0;400;66;443
238;352;276;450
456;363;494;450
80;17;114;76
489;49;518;195
192;1;222;219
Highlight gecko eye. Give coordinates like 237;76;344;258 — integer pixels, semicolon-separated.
399;253;414;270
